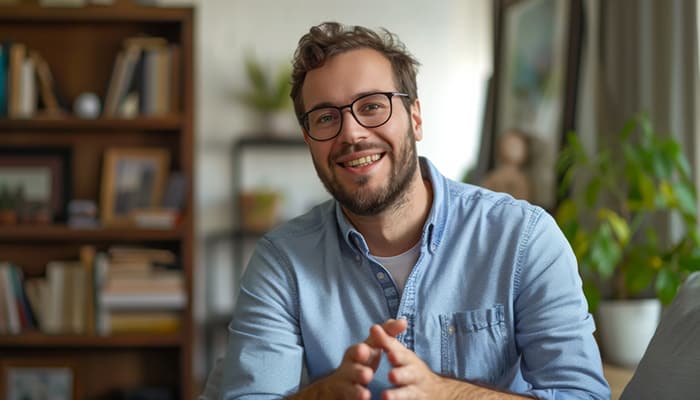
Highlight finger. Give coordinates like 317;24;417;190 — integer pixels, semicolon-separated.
347;363;374;386
351;384;372;400
346;341;383;372
345;342;376;364
387;364;418;386
368;324;406;353
368;326;415;367
381;318;408;337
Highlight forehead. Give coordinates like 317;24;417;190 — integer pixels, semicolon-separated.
301;48;395;108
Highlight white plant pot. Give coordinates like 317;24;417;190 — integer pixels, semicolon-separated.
596;298;661;368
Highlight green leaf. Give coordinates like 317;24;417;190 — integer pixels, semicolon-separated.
624;254;655;294
590;225;621;279
655;269;680;304
673;182;697;217
597;208;630;245
678;251;700;272
583;281;601;313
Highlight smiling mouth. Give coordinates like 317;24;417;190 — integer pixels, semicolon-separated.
342;153;383;168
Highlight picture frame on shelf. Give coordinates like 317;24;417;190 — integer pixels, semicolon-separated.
1;359;77;400
486;0;583;210
0;148;71;224
100;147;170;226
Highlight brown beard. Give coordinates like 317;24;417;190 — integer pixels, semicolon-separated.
311;125;419;216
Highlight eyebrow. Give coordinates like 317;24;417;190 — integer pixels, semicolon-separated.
306;90;391;112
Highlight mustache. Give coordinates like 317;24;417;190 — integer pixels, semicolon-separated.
331;142;391;160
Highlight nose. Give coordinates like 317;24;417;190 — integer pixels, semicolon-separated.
336;107;368;143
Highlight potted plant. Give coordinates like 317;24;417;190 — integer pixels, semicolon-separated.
236;52;295;135
555;113;700;366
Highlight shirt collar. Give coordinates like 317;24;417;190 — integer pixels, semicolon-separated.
334;156;448;255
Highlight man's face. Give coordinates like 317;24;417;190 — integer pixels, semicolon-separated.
300;48;423;216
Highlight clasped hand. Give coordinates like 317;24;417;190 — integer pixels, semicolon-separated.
313;318;448;400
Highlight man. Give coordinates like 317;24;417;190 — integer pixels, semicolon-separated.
220;22;610;400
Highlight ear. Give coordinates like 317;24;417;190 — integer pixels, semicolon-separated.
301;128;312;145
410;99;423;141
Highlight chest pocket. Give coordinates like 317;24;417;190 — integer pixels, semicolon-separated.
439;304;507;384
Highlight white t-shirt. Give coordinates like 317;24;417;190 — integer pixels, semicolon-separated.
372;241;421;296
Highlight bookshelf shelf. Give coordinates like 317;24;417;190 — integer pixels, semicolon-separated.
0;332;182;348
0;115;183;131
0;4;193;23
0;225;184;242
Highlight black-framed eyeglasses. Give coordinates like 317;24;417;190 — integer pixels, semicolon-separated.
300;91;410;141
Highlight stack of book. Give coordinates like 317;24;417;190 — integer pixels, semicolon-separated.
0;245;185;336
103;36;180;118
96;246;185;335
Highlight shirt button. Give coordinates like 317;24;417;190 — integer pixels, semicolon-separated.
355;255;361;262
447;325;455;335
376;272;385;280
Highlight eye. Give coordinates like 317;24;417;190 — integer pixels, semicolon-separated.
311;109;339;126
356;101;386;116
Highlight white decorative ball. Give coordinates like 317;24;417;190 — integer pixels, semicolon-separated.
73;92;101;119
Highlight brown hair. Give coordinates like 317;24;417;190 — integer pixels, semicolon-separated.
290;22;420;123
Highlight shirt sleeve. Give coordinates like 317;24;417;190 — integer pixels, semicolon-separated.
219;237;303;400
513;210;611;400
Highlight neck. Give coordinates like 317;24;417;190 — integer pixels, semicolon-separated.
343;167;433;257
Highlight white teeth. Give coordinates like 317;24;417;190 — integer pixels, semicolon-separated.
344;154;381;168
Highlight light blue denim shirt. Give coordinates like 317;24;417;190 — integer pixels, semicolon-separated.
221;157;610;400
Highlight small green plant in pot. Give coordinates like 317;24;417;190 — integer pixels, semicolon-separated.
236;52;294;135
556;113;700;312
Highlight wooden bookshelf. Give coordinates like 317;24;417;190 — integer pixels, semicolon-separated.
0;3;195;400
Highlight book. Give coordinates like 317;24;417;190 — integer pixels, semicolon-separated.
103;36;169;118
9;265;37;330
100;292;186;310
80;245;96;335
103;46;140;117
18;53;37;118
93;251;110;336
107;311;181;334
0;262;20;334
0;43;7;116
103;270;183;293
30;50;62;115
0;264;7;334
7;42;26;118
24;278;47;331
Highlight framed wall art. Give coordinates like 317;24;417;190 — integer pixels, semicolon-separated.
1;358;79;400
0;148;71;223
100;147;170;226
482;0;583;210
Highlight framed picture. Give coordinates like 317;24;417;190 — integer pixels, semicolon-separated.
1;359;78;400
100;147;170;226
483;0;583;210
0;148;71;223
